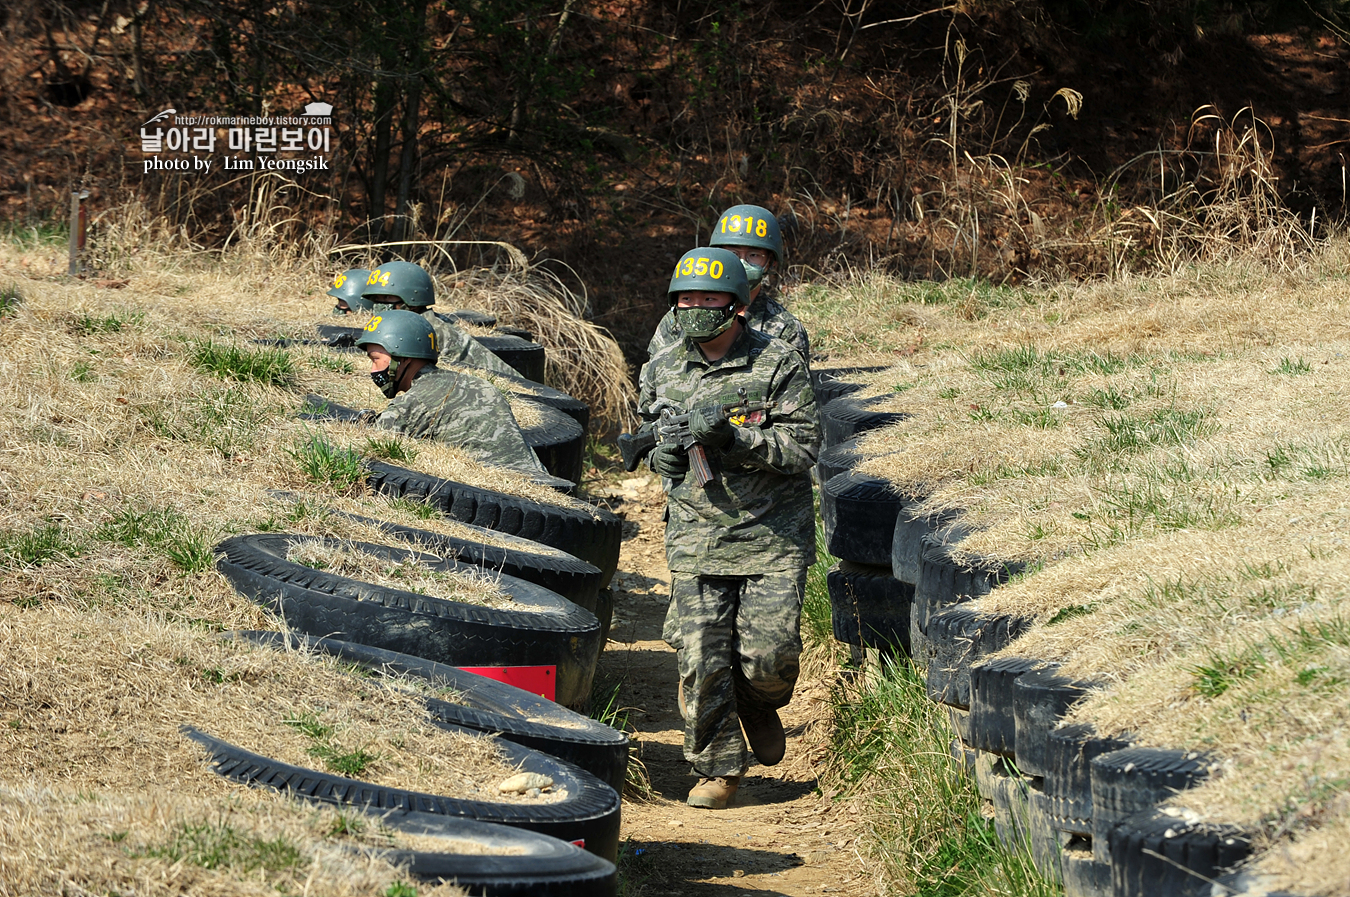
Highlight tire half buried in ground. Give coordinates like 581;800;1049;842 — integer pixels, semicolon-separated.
364;460;622;588
233;631;630;794
182;724;622;863
371;810;618;896
213;534;601;709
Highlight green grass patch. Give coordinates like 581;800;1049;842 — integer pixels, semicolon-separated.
143;821;303;873
0;520;84;569
0;283;22;317
1269;356;1312;376
825;657;1059;896
289;431;365;491
363;435;420;465
68;311;142;336
94;506;215;573
189;340;295;386
284;712;378;776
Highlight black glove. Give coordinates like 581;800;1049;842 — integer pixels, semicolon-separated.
651;442;690;481
689;406;734;450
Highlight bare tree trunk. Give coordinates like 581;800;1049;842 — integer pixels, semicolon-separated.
369;77;395;238
394;79;422;243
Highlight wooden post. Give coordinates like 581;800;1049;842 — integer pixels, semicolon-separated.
68;192;79;276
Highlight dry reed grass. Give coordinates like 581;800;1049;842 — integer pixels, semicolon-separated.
0;785;471;897
438;266;637;433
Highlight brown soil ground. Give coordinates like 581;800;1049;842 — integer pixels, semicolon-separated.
596;474;872;897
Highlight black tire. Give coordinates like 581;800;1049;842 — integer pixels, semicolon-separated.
447;309;498;328
1109;809;1251;897
475;334;546;383
925;605;1032;709
812;375;865;407
298;393;369;423
825;561;913;655
1013;667;1101;778
912;530;1023;673
493;325;535;341
1044;723;1134;837
324;507;602;615
234;631;629;794
371;810;617;896
814;436;868;487
213;533;602;709
969;657;1044;758
891;509;964;587
1090;747;1216;863
821;471;917;567
1026;786;1068;882
181;723;623;864
819;395;910;449
1061;844;1110;897
949;737;979;777
365;460;622;588
518;399;585;486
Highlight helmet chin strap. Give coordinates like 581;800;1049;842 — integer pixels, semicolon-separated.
370;358;404;398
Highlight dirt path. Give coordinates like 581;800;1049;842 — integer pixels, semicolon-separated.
592;473;873;897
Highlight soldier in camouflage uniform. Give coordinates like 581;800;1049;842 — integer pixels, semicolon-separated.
640;247;820;809
657;205;813;653
361;261;521;377
648;204;810;360
355;309;545;473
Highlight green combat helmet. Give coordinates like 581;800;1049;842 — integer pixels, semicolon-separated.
667;246;749;343
354;308;440;397
709;204;784;289
363;261;435;309
327;268;374;314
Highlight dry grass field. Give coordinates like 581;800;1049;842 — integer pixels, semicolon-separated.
0;223;636;895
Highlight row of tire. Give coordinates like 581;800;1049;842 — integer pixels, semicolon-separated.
812;370;1283;897
203;323;631;895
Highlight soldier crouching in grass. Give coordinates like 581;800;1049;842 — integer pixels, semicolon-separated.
354;309;546;474
638;247;821;809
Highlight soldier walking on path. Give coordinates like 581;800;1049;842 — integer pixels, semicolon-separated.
639;247;821;810
354;309;545;474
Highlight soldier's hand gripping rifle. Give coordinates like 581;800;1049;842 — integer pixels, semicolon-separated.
617;389;776;486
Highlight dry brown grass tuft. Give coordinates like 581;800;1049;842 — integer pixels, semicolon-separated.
440;265;637;433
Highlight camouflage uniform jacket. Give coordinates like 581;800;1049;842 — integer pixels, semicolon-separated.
417;310;520;377
375;366;545;473
639;326;820;576
647;289;811;360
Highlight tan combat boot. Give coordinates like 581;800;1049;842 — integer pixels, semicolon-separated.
687;775;740;809
739;707;786;766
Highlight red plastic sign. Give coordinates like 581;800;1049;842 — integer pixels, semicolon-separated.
455;665;556;701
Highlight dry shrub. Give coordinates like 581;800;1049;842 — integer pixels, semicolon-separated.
0;786;471;897
441;264;636;433
1095;106;1317;275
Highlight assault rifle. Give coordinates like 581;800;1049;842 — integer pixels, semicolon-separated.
618;388;775;486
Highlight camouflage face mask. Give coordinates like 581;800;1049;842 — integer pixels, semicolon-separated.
674;304;738;342
370;359;403;398
740;259;765;289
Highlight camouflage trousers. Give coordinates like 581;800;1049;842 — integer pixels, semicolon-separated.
669;570;805;777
